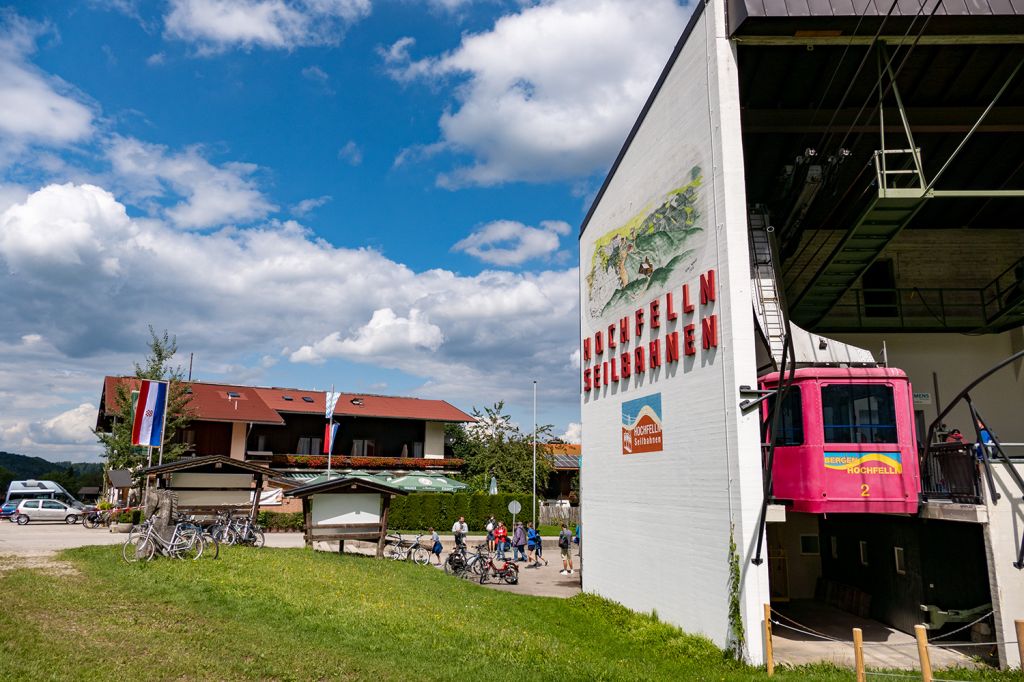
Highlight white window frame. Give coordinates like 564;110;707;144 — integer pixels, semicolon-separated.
859;540;869;566
894;546;906;575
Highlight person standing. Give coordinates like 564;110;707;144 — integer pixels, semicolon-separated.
494;521;508;560
451;516;468;548
429;527;443;565
558;523;574;575
512;521;527;562
534;525;548;566
485;515;496;552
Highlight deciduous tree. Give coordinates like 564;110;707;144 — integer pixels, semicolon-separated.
95;327;193;469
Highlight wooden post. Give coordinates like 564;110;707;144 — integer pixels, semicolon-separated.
1015;620;1024;671
915;624;932;682
338;540;345;555
853;628;865;682
249;474;262;518
376;494;391;558
302;497;312;549
764;603;774;676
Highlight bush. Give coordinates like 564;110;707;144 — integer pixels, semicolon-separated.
389;493;532;532
116;509;144;524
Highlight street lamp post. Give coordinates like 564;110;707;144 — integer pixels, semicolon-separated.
532;380;537;528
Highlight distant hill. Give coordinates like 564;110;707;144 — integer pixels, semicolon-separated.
0;451;103;481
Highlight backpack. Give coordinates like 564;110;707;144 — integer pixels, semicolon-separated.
558;532;569;549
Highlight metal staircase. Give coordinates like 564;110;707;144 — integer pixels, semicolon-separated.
749;206;787;369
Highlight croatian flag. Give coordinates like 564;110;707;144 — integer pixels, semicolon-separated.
131;380;168;447
323;422;339;454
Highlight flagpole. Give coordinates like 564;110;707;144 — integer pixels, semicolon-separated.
326;384;334;479
532;380;537;528
157;380;169;466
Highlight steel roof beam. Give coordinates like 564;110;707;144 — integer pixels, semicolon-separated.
734;35;1024;46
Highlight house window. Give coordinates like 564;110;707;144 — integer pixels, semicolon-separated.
413;442;424;457
822;384;897;444
227;391;240;398
830;536;838;560
256;435;267;451
894;546;906;575
302;396;314;403
352;439;376;457
799;534;820;556
859;540;869;566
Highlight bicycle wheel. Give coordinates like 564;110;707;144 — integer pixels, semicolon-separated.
202;533;220;559
122;533;155;563
468;555;486;576
212;526;236;545
503;566;519;584
411;546;431;566
479;566;491;584
82;515;98;529
174;529;203;560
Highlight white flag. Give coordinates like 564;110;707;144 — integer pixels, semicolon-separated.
325;391;341;419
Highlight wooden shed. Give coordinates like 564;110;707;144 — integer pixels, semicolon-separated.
284;476;408;557
140;455;275;517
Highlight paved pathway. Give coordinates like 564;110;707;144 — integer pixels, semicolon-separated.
0;523;583;598
772;600;982;670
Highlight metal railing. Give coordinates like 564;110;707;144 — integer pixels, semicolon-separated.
920;443;983;505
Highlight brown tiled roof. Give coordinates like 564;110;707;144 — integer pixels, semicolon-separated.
101;376;284;425
544;443;581;456
252;387;474;423
101;377;474;425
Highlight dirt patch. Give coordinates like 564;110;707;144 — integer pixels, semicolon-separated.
0;552;82;577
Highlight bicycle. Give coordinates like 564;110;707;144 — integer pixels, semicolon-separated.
122;518;204;562
479;555;519;585
208;510;264;548
385;533;422;561
175;514;220;559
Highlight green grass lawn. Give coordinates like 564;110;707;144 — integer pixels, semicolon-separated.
0;546;1014;681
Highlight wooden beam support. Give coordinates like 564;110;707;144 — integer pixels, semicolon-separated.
302;497;312;549
376;494;391;559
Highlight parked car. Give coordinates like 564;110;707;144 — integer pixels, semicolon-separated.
0;501;18;522
14;498;81;525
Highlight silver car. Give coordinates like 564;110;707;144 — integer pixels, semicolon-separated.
14;499;80;525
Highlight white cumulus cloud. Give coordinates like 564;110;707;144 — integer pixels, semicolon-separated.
0;14;94;148
452;219;570;266
559;422;581;444
106;135;276;229
384;0;691;187
291;308;444;363
165;0;372;53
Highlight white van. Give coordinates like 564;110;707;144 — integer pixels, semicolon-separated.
4;480;85;509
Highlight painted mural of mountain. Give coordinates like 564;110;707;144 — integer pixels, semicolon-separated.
622;403;663;431
586;166;707;321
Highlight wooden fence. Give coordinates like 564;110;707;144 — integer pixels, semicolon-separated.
539;504;579;526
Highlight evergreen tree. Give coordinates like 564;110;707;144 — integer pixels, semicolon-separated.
95;327;193;469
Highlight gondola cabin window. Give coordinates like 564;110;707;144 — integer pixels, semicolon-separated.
768;389;804;446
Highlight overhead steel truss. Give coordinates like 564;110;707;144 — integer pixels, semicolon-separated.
789;46;1024;328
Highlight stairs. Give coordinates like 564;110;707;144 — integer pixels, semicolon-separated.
749;206;787;369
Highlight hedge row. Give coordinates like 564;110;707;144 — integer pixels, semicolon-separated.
387;492;533;532
256;511;305;531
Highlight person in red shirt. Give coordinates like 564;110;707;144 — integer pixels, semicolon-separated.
493;521;509;561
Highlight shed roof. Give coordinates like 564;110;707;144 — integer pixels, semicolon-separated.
77;487;101;496
106;469;134;488
284;475;408;498
139;455;275;477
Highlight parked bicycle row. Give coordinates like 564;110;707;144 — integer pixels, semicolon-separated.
121;509;266;563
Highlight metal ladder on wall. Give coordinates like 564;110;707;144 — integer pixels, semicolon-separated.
749;205;787;370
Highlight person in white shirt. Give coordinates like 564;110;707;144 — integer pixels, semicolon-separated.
451;516;468;548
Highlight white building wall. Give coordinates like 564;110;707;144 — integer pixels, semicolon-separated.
424;422;445;459
833;330;1024;444
579;0;768;661
985;462;1024;669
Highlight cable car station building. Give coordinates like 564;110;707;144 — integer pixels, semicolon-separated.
579;0;1024;667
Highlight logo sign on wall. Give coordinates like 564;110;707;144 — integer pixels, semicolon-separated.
621;393;664;455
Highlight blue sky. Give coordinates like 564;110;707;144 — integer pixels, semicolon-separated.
0;0;690;462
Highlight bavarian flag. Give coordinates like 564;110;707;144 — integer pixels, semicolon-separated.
130;380;168;447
